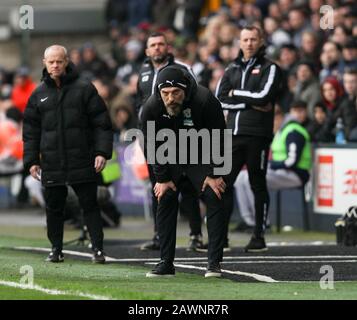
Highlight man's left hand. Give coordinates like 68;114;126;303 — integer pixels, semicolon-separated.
95;155;107;173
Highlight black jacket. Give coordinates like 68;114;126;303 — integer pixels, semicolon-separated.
137;53;195;112
23;64;113;187
141;78;226;183
216;46;282;138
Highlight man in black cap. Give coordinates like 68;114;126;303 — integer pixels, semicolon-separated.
141;66;228;278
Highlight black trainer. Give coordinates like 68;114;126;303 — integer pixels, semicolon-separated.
46;249;64;263
187;235;205;252
92;249;106;264
244;236;268;253
146;261;175;277
140;235;160;251
205;263;222;278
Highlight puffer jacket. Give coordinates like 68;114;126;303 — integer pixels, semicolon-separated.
23;63;113;187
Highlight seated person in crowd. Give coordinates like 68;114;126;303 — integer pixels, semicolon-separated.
307;102;335;143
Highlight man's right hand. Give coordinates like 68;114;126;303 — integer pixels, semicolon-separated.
29;165;41;181
154;181;177;203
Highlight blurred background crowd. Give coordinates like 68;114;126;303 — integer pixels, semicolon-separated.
0;0;356;211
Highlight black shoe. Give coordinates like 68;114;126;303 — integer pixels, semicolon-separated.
187;235;205;252
233;221;255;233
146;261;175;277
244;236;268;253
205;263;222;278
92;249;106;264
46;249;64;263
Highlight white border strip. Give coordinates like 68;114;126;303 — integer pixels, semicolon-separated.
0;280;112;300
172;263;278;283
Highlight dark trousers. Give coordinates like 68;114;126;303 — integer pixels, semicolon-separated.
224;135;271;238
157;165;226;266
148;164;202;237
44;182;103;251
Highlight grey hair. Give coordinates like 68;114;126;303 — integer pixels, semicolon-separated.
43;45;68;59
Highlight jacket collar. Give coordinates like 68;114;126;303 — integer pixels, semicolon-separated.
235;45;266;66
41;62;79;87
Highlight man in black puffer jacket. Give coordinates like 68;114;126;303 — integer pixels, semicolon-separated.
23;45;113;264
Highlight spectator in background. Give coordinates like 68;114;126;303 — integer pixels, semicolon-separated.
288;6;312;48
277;44;299;112
0;107;23;174
331;25;351;48
127;0;151;27
105;0;128;30
321;76;344;122
68;48;82;68
264;17;291;56
337;37;357;79
151;0;176;28
173;0;205;37
300;31;321;68
294;61;321;118
10;67;36;114
340;69;357;141
307;102;335;143
115;39;143;85
319;41;342;83
78;43;112;80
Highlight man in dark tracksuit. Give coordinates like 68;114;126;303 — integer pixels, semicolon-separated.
138;33;203;251
216;26;282;252
142;66;227;277
23;45;113;263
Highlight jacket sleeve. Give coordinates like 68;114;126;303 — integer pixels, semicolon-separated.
231;64;282;107
85;83;113;160
22;93;41;172
216;67;247;110
141;99;171;183
270;130;305;170
203;91;227;178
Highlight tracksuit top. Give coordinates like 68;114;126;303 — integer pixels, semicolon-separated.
216;46;282;139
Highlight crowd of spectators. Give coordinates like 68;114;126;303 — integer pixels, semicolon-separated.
1;0;357;206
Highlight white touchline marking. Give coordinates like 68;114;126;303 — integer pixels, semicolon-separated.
171;263;279;283
267;241;335;246
169;260;357;264
0;280;112;300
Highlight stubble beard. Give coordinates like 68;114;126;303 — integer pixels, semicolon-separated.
165;103;182;117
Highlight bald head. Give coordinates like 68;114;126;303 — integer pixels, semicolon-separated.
43;45;69;84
